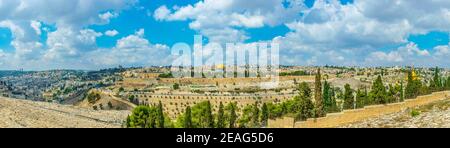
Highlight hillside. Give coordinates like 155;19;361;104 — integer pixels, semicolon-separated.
0;97;130;128
341;99;450;128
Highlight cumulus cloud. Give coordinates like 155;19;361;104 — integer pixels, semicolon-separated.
365;42;434;67
30;20;42;35
154;0;305;43
44;28;102;61
0;0;136;70
154;5;171;21
355;0;450;33
154;0;450;67
434;44;450;56
105;29;119;37
1;0;450;69
270;0;450;66
87;29;172;67
99;12;118;24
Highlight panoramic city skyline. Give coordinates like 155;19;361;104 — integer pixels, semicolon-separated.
0;0;449;70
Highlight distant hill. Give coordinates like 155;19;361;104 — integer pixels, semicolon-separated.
0;97;130;128
0;71;32;78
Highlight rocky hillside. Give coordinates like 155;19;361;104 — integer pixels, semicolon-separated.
0;97;130;128
341;99;450;128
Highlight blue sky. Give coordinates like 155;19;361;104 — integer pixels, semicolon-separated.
0;0;449;70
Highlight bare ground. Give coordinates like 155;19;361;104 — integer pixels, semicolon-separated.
341;99;450;128
0;97;130;128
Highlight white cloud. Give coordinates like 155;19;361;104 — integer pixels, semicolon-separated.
87;29;172;67
99;12;118;23
153;5;171;21
0;0;136;70
355;0;450;33
105;29;119;37
154;0;305;43
1;0;450;69
368;51;404;63
365;42;434;67
44;28;102;60
399;42;430;56
135;28;145;37
30;20;42;35
269;0;450;67
434;44;450;56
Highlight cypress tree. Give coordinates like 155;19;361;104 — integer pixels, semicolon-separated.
251;101;260;127
217;102;225;128
446;76;450;89
157;101;164;128
400;81;404;102
228;102;237;128
205;101;214;128
329;87;339;112
431;67;441;90
261;103;269;127
343;84;354;109
314;68;325;117
388;84;396;103
323;81;332;112
355;88;366;108
184;106;192;128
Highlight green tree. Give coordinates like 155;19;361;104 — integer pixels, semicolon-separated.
446;76;450;89
216;102;225;128
126;106;157;128
290;82;315;121
157;101;165;128
184;106;193;128
251;101;260;127
400;81;404;102
107;101;113;109
205;101;214;128
190;101;214;128
314;68;325;117
405;70;421;99
293;96;314;121
387;84;396;103
226;102;237;128
87;92;100;104
261;103;269;127
370;75;387;104
323;80;332;112
173;83;180;90
298;82;312;99
430;67;443;91
266;103;284;119
239;104;255;128
355;88;366;109
343;84;354;109
328;87;339;113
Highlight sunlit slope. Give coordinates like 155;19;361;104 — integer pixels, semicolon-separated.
0;97;130;128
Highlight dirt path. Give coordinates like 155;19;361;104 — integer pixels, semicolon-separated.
0;97;130;128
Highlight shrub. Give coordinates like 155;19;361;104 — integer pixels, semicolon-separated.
410;109;420;117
